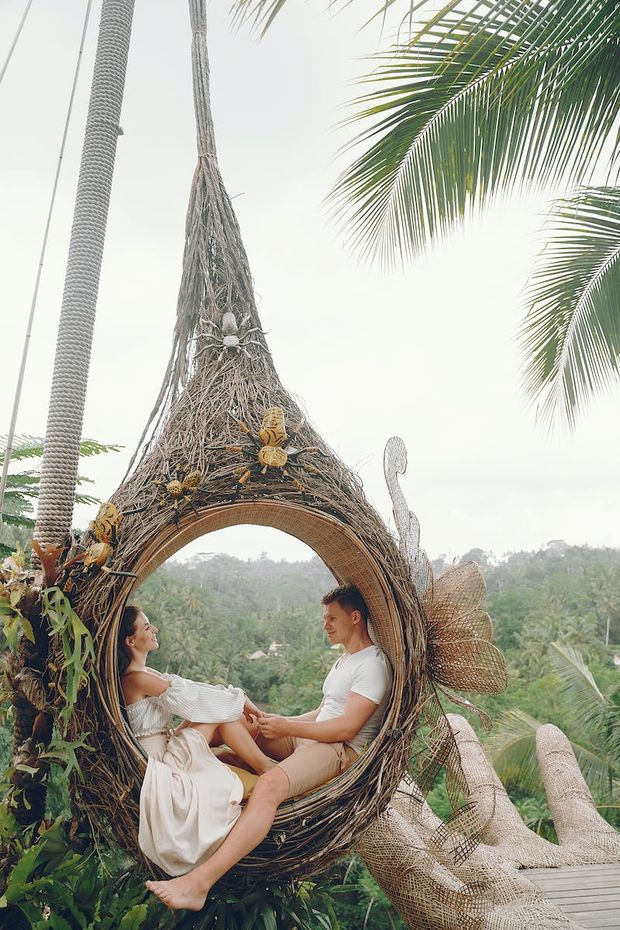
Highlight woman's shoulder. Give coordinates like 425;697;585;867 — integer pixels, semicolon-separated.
121;669;171;703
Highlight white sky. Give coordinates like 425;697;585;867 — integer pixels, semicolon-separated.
1;0;619;564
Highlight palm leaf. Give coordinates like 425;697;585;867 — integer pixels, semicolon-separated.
519;187;620;428
0;436;121;464
486;709;615;797
0;435;45;464
490;705;618;802
0;437;120;528
487;708;544;794
331;1;620;264
549;641;607;732
230;0;292;35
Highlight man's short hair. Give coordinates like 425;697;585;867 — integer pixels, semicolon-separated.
322;584;369;624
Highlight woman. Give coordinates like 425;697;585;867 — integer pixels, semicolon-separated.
119;605;274;877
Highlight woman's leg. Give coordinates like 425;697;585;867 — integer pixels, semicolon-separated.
215;721;276;774
210;715;259;748
146;767;290;911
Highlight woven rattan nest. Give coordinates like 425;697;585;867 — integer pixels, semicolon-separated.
63;375;426;881
56;0;427;880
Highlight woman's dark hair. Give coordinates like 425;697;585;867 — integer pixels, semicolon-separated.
118;605;140;676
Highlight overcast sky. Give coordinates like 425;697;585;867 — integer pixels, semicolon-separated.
2;0;619;564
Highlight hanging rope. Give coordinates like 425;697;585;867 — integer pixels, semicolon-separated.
0;0;94;532
0;0;34;88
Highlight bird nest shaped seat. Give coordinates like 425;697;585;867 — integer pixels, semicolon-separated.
66;493;425;881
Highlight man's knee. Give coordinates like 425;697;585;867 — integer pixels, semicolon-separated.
251;767;289;806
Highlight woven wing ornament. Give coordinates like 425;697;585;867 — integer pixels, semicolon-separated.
384;438;508;713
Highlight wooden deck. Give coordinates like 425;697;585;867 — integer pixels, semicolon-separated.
524;864;620;929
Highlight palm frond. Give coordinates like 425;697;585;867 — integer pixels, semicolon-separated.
230;0;290;35
411;1;620;84
76;439;123;458
331;1;620;264
74;493;100;507
549;641;607;723
607;688;620;762
0;513;35;528
519;187;620;428
0;435;44;464
0;436;121;465
487;708;544;794
0;438;119;527
489;706;617;801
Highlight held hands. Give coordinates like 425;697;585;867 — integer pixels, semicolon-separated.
256;714;290;739
243;695;266;723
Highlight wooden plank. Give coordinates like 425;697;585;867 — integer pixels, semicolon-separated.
525;864;620;875
562;902;620;913
561;917;620;929
523;863;620;930
534;878;619;891
525;867;620;877
526;872;620;883
545;888;618;900
525;864;620;876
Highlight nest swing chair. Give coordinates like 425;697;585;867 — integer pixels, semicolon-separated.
47;0;510;913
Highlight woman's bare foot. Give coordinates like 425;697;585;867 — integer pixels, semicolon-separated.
145;874;211;911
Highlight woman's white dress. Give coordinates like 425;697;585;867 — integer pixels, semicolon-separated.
126;673;245;876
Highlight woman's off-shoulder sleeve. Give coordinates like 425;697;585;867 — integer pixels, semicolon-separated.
153;674;245;723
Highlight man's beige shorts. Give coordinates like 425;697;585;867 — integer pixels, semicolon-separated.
274;736;359;798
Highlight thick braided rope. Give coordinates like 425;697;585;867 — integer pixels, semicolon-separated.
35;0;135;546
0;0;94;529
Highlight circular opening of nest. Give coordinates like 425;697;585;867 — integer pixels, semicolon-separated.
91;500;419;879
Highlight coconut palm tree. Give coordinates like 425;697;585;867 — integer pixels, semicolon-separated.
234;0;620;429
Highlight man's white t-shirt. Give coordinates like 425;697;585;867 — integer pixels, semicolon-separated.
316;645;392;754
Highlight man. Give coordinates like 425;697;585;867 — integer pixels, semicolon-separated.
146;584;392;911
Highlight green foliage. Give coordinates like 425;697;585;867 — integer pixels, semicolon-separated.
192;875;342;930
0;808;353;930
512;794;556;843
0;812;178;930
519;187;620;428
425;771;452;821
235;0;620;428
40;588;95;729
0;574;36;652
488;642;620;820
138;555;335;708
0;437;122;558
324;856;405;930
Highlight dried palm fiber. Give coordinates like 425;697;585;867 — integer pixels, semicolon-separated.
447;716;620;867
356;714;620;929
48;0;509;907
355;811;581;930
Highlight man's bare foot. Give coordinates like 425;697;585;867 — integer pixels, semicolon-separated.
145;874;211;911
